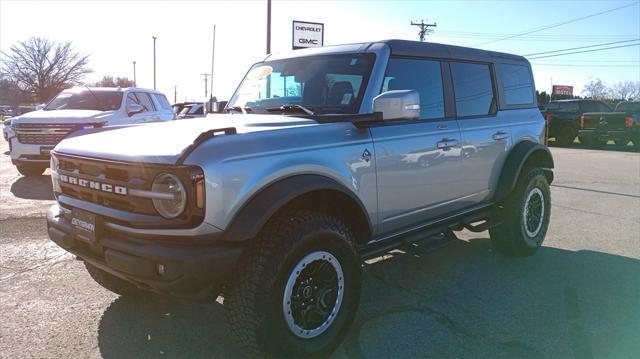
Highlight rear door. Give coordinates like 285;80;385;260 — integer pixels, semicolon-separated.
370;57;465;233
453;61;510;203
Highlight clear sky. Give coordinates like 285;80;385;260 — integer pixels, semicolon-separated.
1;0;639;102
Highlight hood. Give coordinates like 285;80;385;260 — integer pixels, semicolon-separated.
54;114;318;164
11;109;114;124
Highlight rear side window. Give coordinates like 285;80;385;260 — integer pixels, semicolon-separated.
597;102;611;112
383;58;445;120
546;102;579;112
501;64;534;105
134;92;156;111
126;93;147;113
450;62;494;117
153;94;172;110
580;101;598;113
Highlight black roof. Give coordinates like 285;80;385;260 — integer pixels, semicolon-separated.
380;39;527;63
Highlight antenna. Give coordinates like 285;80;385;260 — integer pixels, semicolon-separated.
201;73;210;99
411;20;437;42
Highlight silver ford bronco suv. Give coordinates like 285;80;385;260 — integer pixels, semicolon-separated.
47;40;553;357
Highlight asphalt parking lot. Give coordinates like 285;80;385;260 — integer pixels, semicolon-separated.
1;138;639;359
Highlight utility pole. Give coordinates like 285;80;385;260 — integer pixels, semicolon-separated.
411;20;437;42
266;0;271;54
132;61;137;87
201;74;210;99
173;85;178;103
152;36;157;89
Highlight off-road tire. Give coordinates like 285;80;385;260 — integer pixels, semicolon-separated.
556;126;576;147
16;165;45;176
490;168;551;257
224;210;361;357
84;262;141;296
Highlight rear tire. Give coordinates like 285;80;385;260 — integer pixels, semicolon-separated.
490;168;551;257
556;126;576;147
225;210;361;357
84;262;141;296
16;165;46;176
614;139;629;146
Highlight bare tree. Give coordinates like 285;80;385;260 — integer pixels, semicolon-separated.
608;81;639;101
582;77;608;100
1;37;91;102
94;75;135;88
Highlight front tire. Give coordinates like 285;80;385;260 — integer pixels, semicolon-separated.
225;210;361;357
16;165;46;176
490;168;551;257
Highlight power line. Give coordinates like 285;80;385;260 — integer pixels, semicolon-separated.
528;43;640;59
531;63;639;67
524;38;640;56
470;2;637;47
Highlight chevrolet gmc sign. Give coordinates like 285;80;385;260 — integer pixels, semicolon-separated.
293;20;324;50
552;85;573;96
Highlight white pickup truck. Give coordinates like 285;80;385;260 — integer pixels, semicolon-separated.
6;86;175;176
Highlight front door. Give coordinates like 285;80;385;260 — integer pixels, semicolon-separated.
370;58;465;233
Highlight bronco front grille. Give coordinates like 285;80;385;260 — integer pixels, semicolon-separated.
14;123;92;145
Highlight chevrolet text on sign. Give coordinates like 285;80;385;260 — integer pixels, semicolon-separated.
292;20;324;50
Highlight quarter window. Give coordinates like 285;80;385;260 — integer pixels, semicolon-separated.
383;58;445;120
501;63;534;105
134;92;156;111
450;62;495;117
153;94;172;110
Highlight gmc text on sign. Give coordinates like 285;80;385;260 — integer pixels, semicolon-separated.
292;20;324;50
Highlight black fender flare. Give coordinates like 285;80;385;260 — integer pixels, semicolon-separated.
494;141;554;202
223;174;372;242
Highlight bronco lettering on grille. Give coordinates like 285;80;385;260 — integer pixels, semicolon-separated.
59;174;128;195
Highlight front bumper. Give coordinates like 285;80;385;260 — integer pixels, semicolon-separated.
9;138;52;165
46;203;243;301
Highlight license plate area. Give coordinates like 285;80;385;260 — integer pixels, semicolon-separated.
71;209;97;244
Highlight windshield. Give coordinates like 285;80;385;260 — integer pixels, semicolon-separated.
44;89;123;111
228;53;375;115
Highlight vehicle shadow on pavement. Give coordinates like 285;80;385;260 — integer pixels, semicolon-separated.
96;237;640;358
10;175;55;200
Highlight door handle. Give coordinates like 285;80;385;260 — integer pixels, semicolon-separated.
437;139;459;149
492;131;509;141
437;124;448;130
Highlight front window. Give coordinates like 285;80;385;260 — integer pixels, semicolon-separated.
228;54;375;115
44;89;123;111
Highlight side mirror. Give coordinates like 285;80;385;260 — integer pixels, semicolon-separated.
373;90;420;121
127;103;144;117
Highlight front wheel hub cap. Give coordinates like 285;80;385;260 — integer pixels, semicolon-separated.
523;187;545;238
283;251;344;339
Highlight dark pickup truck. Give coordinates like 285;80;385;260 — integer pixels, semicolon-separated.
542;99;612;146
579;101;640;150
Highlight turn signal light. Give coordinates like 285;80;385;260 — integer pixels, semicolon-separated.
625;117;635;128
580;115;585;128
196;179;205;209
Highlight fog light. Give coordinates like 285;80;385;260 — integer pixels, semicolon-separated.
157;264;165;275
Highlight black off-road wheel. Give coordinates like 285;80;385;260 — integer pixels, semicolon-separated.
225;210;361;357
16;165;46;176
555;126;576;147
490;168;551;257
84;262;141;296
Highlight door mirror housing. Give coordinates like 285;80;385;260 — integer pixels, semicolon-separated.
127;103;144;117
373;90;420;121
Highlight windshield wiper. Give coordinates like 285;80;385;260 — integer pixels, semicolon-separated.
266;105;315;115
225;106;252;114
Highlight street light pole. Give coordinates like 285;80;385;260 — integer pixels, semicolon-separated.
132;61;137;87
152;36;157;90
266;0;271;54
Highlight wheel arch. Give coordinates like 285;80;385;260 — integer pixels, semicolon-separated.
223;174;373;244
494;140;554;202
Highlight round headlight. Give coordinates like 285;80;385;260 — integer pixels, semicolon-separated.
151;173;187;219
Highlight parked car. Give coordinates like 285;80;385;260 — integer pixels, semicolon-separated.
47;40;553;357
177;102;205;119
7;87;175;176
171;101;200;115
542;99;612;146
579;101;640;149
3;118;13;141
